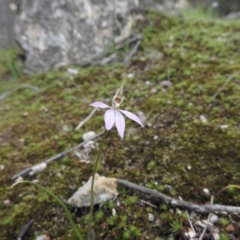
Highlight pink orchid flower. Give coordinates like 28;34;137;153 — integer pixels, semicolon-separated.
90;81;143;138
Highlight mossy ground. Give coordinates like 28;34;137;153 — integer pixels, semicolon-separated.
1;10;240;239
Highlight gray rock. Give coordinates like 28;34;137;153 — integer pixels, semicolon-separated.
14;0;140;74
0;0;15;49
36;235;47;240
148;213;154;222
209;214;218;223
14;0;188;74
82;131;96;141
68;174;118;207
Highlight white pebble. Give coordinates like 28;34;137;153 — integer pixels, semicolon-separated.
29;163;47;176
151;88;157;93
112;208;116;216
220;124;228;129
209;214;218;223
148;213;154;222
0;165;4;171
160;80;172;88
127;73;134;78
82;131;96;141
67;68;79;75
153;135;158;140
213;233;220;240
145;81;151;86
3;199;11;205
200;115;207;123
62;125;72;132
203;188;210;195
185;230;196;238
36;235;47;240
83;140;95;149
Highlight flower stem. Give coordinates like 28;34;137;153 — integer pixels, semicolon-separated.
11;181;83;240
87;130;107;240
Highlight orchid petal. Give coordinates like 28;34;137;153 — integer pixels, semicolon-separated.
90;102;111;109
119;109;144;127
104;108;115;130
115;110;125;139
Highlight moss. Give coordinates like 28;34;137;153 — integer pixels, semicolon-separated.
1;10;240;239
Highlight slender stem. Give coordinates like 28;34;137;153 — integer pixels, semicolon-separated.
11;181;83;240
87;130;107;240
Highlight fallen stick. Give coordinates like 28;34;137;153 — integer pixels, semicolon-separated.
75;107;97;130
11;130;104;181
117;179;240;214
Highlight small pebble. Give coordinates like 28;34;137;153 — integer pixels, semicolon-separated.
36;235;47;240
200;115;207;123
164;185;172;191
220;124;228;129
82;131;96;141
210;214;218;223
153;135;158;140
62;125;72;132
3;199;11;206
29;163;47;176
226;224;235;232
32;179;40;183
0;165;4;171
176;208;182;215
22;112;29;117
67;68;79;75
127;73;134;78
112;208;116;216
213;233;220;240
160;80;172;88
185;230;196;238
148;213;154;222
203;188;210;195
145;81;151;86
150;88;157;93
83;140;95;149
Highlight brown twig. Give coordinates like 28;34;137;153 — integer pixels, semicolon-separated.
117;179;240;214
199;195;214;240
11;130;104;181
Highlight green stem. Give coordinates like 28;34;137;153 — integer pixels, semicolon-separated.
87;130;107;240
11;181;83;240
